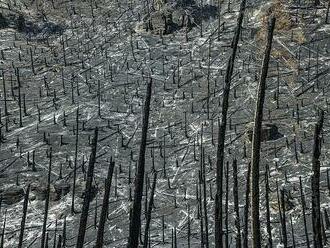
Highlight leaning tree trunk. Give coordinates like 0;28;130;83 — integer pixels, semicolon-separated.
251;17;276;248
215;1;246;247
127;79;153;248
18;184;30;248
95;158;115;248
76;127;99;248
311;110;325;248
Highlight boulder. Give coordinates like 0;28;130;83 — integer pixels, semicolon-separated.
247;123;283;142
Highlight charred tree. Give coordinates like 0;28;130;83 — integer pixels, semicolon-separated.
215;0;246;247
18;184;30;248
76;127;99;248
143;172;157;248
95;158;115;248
250;17;276;248
311;110;325;248
127;79;153;248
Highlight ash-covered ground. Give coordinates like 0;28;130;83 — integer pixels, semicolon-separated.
0;0;329;247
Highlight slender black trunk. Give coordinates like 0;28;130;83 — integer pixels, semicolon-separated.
18;184;30;248
95;158;115;247
250;17;276;248
127;79;153;248
76;127;99;248
311;110;324;248
215;1;246;247
143;172;157;248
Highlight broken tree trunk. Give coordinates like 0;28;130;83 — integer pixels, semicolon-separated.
251;16;276;248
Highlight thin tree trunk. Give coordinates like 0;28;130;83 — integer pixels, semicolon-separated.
243;162;251;248
215;1;246;247
127;79;153;248
18;184;30;248
143;172;157;248
299;176;310;248
265;164;272;248
41;148;52;248
233;159;241;248
95;158;115;248
71;107;79;214
76;127;99;248
311;110;324;248
250;17;276;248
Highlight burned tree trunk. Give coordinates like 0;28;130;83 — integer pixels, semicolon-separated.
71;107;79;214
95;158;115;248
243;162;251;248
41;149;53;248
311;110;324;248
76;127;99;248
215;0;246;247
251;17;276;248
18;184;30;248
233;159;241;248
127;79;153;248
143;172;157;248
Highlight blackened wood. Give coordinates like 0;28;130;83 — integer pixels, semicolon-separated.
71;107;79;214
311;110;324;248
76;127;99;248
243;162;251;248
41;148;52;248
18;184;30;248
251;17;276;248
143;172;157;248
299;176;310;248
233;159;241;248
127;79;152;248
215;1;246;246
265;164;272;248
95;158;115;248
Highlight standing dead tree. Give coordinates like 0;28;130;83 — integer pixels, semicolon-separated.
250;17;276;248
76;127;99;248
143;172;157;248
311;110;325;248
95;158;115;248
18;184;30;248
215;0;246;247
41;148;53;248
127;78;153;248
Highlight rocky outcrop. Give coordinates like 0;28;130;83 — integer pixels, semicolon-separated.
136;0;218;35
